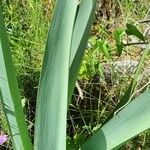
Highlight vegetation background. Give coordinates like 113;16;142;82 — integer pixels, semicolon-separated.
0;0;150;149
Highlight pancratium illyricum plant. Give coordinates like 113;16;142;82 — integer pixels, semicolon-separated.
0;1;150;150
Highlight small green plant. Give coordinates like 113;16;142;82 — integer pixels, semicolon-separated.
0;1;150;150
113;28;125;56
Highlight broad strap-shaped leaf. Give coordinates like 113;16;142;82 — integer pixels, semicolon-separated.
34;1;77;150
81;89;150;150
68;0;96;104
0;6;32;150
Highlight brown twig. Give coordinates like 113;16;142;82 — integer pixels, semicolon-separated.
138;19;150;24
123;42;149;46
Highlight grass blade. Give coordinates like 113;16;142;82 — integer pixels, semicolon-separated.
34;1;77;150
0;6;32;150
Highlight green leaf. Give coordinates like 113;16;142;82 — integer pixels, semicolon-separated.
0;6;32;150
113;28;125;56
81;89;150;150
68;0;96;104
98;63;105;80
96;39;111;59
103;44;150;124
126;23;145;41
34;1;77;150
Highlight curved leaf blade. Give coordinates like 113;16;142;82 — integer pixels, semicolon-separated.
68;0;96;104
81;90;150;150
103;44;149;124
0;6;32;150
